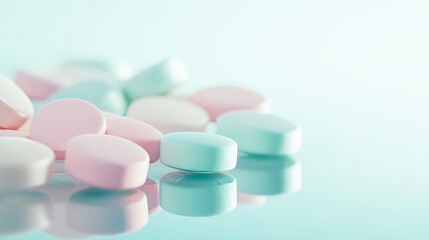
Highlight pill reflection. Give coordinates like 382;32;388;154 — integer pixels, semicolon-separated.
36;174;91;239
237;192;267;207
66;188;148;235
160;171;237;217
138;178;161;215
231;154;302;196
0;190;52;237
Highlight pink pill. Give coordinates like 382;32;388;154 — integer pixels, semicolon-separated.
0;129;29;138
106;116;163;163
15;70;67;100
65;134;150;190
30;99;106;160
190;86;271;121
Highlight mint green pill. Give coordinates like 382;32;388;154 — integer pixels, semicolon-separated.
123;58;188;102
217;111;302;155
160;132;237;172
37;81;127;115
160;171;237;217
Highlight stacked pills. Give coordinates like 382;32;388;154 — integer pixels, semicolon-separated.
0;58;302;198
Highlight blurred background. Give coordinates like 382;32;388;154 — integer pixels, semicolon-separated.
0;0;428;239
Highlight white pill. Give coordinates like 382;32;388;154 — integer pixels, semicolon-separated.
217;110;302;155
0;137;55;191
0;73;34;130
127;96;210;134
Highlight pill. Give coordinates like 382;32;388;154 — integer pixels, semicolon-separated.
15;70;69;100
0;73;34;130
38;81;127;115
0;129;28;138
0;191;52;236
123;58;188;101
160;132;237;172
67;188;148;235
36;175;91;239
0;137;55;191
30;99;106;160
230;154;302;195
139;178;160;215
127;96;210;134
160;171;237;217
217;110;302;155
62;59;135;80
65;134;149;190
106;116;163;163
190;86;271;121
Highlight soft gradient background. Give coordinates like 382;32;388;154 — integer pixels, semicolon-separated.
1;0;428;239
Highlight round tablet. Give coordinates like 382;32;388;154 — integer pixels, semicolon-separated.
127;96;210;134
15;70;68;100
230;154;302;195
65;134;150;190
160;132;237;172
67;188;148;235
38;81;126;115
123;58;188;101
160;171;237;217
0;129;28;138
0;191;52;236
217;111;302;155
0;73;34;130
106;116;163;163
30;99;106;160
139;178;160;215
0;137;55;191
190;86;271;121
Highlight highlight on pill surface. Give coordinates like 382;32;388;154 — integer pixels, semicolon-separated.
0;137;55;191
160;132;238;172
66;188;149;235
65;134;150;190
190;85;271;121
230;154;302;196
160;171;237;217
217;110;302;155
127;96;210;134
0;73;34;130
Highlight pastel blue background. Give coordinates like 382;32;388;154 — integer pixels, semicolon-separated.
1;0;428;239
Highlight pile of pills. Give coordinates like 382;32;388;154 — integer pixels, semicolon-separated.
0;58;303;195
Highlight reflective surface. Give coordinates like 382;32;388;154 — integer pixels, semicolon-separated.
1;0;429;239
0;154;304;239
